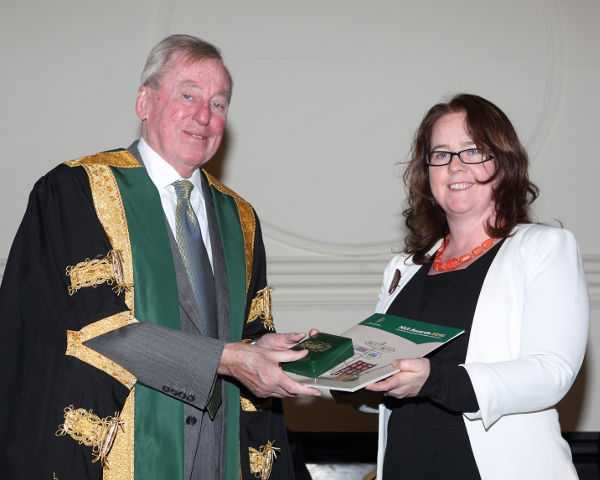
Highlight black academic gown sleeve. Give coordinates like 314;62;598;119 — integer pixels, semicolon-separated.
0;164;131;479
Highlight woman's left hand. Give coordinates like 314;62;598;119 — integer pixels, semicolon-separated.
365;358;430;399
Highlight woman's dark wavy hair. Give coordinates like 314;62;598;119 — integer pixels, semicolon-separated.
403;93;539;264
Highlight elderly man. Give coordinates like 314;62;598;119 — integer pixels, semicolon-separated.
0;35;319;480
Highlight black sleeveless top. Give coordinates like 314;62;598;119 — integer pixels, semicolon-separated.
382;240;504;480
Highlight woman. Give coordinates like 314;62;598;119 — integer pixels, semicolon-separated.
365;94;589;479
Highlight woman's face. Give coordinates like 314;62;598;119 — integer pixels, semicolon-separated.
428;112;496;227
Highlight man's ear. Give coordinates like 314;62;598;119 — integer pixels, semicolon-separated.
136;86;149;121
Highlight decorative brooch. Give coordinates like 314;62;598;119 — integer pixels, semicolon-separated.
249;440;280;480
247;287;276;331
56;406;124;468
66;250;132;296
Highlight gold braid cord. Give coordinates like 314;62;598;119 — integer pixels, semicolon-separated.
247;287;276;331
249;440;280;480
56;406;125;468
66;250;132;296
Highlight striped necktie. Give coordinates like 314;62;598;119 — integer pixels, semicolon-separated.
173;179;221;418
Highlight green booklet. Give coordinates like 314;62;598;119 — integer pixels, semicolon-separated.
284;314;464;392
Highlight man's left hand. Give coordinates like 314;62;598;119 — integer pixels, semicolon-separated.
217;330;322;399
255;329;319;350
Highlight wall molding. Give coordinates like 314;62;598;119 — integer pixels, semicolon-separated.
268;254;600;310
2;254;597;309
528;0;563;161
261;222;402;257
256;0;564;255
154;0;564;256
268;255;394;309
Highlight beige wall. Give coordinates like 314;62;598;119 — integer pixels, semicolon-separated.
1;0;598;432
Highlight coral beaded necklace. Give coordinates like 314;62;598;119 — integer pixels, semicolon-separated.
433;234;496;272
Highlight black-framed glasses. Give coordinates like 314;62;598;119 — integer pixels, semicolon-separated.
423;148;493;166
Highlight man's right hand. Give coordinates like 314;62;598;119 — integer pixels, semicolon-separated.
217;337;322;398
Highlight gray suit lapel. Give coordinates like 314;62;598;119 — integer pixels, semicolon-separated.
127;140;143;166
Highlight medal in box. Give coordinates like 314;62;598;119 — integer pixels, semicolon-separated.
282;332;354;378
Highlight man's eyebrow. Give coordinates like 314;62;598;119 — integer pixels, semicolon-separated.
177;81;229;99
179;80;201;89
213;89;230;99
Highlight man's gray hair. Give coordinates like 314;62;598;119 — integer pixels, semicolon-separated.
141;34;233;96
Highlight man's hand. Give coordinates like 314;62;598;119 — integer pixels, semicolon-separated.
254;329;319;350
217;331;322;398
365;358;430;399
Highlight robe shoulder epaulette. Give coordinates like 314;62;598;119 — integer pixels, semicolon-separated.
65;149;142;168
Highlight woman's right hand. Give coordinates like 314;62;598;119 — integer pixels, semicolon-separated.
365;358;430;399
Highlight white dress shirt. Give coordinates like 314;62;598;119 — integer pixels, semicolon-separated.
137;137;214;270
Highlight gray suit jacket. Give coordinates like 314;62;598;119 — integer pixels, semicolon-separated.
85;142;231;479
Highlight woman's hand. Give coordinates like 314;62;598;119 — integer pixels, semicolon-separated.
365;358;430;399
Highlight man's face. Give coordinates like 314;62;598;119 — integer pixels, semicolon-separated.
136;54;230;178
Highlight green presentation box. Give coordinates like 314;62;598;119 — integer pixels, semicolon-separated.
282;332;354;378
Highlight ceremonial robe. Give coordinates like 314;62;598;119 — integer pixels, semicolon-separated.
0;146;294;480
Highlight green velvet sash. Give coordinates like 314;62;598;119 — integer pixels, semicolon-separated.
113;166;184;480
113;165;248;480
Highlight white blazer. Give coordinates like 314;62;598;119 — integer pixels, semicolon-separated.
375;224;590;479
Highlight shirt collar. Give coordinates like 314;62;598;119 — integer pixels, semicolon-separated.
137;137;203;193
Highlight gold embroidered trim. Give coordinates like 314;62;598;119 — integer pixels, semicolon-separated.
247;287;275;331
240;397;257;412
67;161;139;312
235;197;256;294
66;250;133;296
66;152;137;477
241;396;272;412
204;171;256;294
103;390;135;480
249;440;280;480
65;150;142;169
66;312;137;389
56;406;124;468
